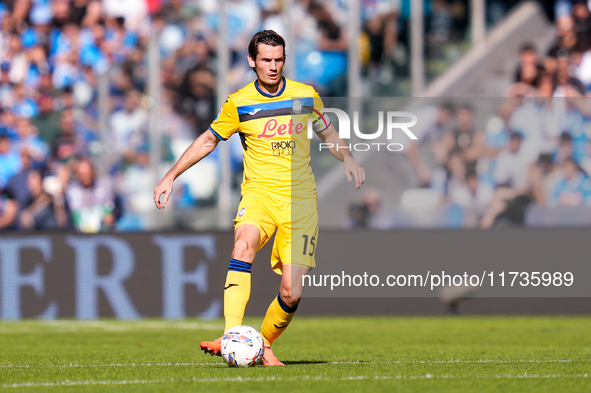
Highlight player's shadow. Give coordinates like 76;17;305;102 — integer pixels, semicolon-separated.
282;360;327;365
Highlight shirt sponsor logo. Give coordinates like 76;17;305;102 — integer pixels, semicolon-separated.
257;119;304;139
271;140;296;156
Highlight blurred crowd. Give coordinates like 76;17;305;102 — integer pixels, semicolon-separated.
0;0;473;232
0;0;124;233
0;0;214;233
338;0;591;230
404;0;591;227
0;0;343;232
3;0;582;233
404;98;591;229
374;1;591;229
508;0;591;98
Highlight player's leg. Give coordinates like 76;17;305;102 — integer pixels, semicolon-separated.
260;264;309;366
260;202;317;365
261;263;308;347
201;192;278;357
224;223;260;330
200;224;261;356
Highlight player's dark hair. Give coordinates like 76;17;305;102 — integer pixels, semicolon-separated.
248;30;286;61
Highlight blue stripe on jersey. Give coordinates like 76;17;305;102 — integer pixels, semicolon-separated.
236;98;314;116
209;126;227;141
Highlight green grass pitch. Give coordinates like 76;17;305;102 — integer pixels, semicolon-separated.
1;316;590;392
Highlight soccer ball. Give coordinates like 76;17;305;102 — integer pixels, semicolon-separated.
220;325;265;367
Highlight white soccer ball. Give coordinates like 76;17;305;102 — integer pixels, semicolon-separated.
220;325;265;367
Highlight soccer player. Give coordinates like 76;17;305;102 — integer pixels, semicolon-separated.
153;30;365;366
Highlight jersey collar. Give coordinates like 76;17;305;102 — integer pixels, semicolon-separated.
255;77;286;97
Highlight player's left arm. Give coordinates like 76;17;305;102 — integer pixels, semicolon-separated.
317;123;366;190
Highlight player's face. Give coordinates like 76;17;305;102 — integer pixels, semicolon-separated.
248;44;285;90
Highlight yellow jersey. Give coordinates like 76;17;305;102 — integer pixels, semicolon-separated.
208;77;330;205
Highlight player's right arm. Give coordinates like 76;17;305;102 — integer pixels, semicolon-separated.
154;97;240;209
153;130;220;209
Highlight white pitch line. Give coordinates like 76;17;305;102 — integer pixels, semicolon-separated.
0;362;221;368
0;320;225;333
329;359;578;365
388;359;578;364
1;373;589;388
0;358;583;368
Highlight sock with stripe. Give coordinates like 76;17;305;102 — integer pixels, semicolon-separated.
224;259;252;331
260;294;299;346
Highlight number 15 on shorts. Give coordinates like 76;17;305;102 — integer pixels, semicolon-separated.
302;234;316;256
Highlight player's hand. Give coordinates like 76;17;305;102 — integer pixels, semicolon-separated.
154;175;174;209
344;157;366;190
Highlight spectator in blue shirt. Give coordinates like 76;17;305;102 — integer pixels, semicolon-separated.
0;133;21;188
11;84;38;118
549;157;591;206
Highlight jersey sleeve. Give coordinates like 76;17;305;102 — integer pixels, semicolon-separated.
311;90;331;133
208;97;240;141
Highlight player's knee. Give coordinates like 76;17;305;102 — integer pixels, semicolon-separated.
232;238;256;261
279;289;301;308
